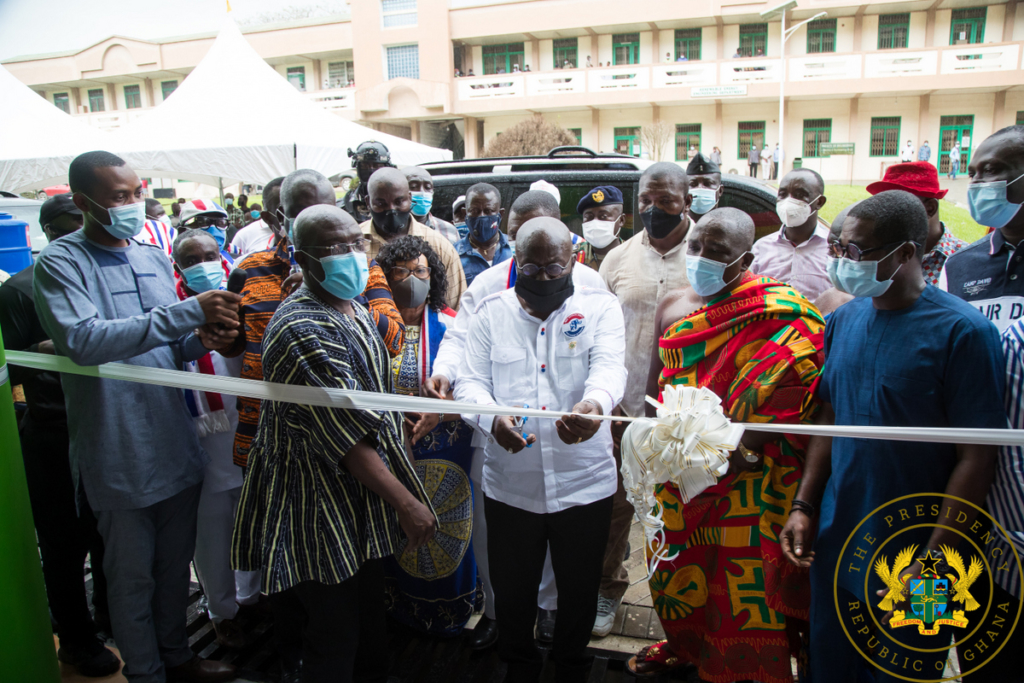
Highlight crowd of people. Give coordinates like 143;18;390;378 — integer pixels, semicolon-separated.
4;124;1024;683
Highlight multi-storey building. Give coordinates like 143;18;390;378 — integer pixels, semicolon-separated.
4;0;1024;181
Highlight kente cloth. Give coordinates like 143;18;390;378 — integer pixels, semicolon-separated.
383;306;482;636
649;272;824;683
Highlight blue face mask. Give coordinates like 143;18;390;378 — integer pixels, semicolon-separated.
686;253;746;297
690;187;719;215
284;216;294;243
83;195;145;240
468;214;501;242
204;226;226;250
180;260;224;293
410;191;433;217
968;172;1024;228
827;243;906;298
302;250;369;300
250;210;261;220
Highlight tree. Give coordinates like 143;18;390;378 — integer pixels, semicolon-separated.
239;2;347;27
640;120;674;162
482;116;577;158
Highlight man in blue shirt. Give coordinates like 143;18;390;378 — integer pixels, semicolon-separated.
454;182;513;287
778;190;1006;682
918;139;932;162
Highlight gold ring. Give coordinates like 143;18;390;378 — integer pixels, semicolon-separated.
576;436;583;444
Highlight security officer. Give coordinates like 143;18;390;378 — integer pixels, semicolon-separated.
339;141;394;223
686;153;724;224
576;185;625;270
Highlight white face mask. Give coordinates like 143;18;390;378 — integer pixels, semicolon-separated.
775;195;820;228
581;219;619;249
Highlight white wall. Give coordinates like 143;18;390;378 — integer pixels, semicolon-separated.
599;108;653;156
1016;4;1024;41
658;103;718;161
785;99;851;180
851;96;921;179
987;5;1006;43
539;39;553;71
861;15;879;52
472;45;483;73
542;110;594;147
723;25;739;55
703;25;718;61
639;31;653;65
835;18;854;53
659;29;674;61
934;10;952;47
597;34;612;65
766;21;781;57
908;11;927;48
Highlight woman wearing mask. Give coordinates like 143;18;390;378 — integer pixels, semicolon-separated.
378;235;482;637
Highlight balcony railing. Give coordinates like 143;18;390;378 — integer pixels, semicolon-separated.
305;87;356;112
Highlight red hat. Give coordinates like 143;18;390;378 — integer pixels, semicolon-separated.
866;162;948;199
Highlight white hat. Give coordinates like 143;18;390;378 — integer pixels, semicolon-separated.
530;180;560;204
452;195;466;213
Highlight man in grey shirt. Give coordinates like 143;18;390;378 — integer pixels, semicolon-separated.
33;151;240;683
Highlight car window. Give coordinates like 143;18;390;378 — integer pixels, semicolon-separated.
719;186;781;241
2;203;46;252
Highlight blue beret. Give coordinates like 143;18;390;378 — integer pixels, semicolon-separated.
576;185;624;214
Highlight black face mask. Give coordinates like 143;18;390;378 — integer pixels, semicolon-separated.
371;208;411;238
640;207;687;240
515;274;574;315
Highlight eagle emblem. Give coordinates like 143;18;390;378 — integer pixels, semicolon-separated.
874;546;981;635
592;190;605;203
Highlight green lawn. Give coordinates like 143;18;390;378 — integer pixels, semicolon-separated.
820;185;987;244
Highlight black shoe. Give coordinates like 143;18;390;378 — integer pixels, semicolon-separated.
536;608;556;645
624;540;632;562
468;615;499;650
57;638;121;678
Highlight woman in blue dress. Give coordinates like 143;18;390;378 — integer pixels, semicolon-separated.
379;236;482;637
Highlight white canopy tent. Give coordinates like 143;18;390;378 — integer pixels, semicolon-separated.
112;19;451;186
0;65;113;193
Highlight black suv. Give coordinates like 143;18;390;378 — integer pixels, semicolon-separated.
420;146;785;242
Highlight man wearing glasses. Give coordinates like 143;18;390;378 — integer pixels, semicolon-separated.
456;217;626;683
177;199;236;268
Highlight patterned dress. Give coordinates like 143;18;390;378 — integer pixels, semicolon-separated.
383;309;482;637
650;273;825;683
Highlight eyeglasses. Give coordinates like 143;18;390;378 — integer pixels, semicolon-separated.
828;240;918;262
389;265;431;281
517;257;573;278
182;217;229;229
303;239;371;256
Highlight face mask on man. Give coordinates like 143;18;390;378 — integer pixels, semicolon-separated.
640;206;686;240
301;251;369;300
775;196;820;228
514;269;575;314
155;215;172;229
410;191;433;217
180;260;224;293
581;219;619;249
467;214;501;243
205;226;226;250
827;243;907;298
225;198;233;207
689;188;719;216
968;172;1024;228
250;210;261;220
83;195;145;240
371;208;411;237
686;253;747;297
391;273;430;309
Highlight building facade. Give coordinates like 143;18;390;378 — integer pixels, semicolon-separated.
4;0;1024;182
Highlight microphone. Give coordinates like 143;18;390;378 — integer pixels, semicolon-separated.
226;268;248;295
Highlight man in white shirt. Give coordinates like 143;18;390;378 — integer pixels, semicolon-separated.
229;177;283;257
901;139;916;162
456;217;625;683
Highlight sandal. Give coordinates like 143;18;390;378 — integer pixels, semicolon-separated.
626;640;687;677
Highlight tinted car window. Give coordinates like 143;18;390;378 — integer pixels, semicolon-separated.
718;182;782;241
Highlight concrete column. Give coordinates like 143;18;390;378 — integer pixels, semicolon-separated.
107;83;118;111
717;21;725;60
853;13;864;52
848;97;860;182
925;9;936;47
71;88;82;115
143;78;155;108
531;40;540;71
464;116;478;159
1005;2;1018;42
995;91;1007;131
591;108;601;152
312;60;322;91
590;35;599;64
714;101;723;158
410;120;420;143
651;28;660;64
918;94;931;149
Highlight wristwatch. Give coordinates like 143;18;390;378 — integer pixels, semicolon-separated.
737;443;761;464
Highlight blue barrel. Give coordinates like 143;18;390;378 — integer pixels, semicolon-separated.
0;214;33;276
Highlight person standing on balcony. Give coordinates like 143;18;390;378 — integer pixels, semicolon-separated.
404;167;459;244
585;56;593;67
664;51;672;62
340;141;394;224
454;182;513;287
901;139;916;162
748;143;761;177
918;139;932;162
949;143;962;179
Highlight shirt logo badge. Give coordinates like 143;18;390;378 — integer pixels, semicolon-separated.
592;190;605;203
562;313;585;338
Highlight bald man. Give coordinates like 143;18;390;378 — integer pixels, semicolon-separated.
628;208;824;679
456;217;625;683
812;201;859;316
362;167;467;309
234;204;437;683
404;166;459;243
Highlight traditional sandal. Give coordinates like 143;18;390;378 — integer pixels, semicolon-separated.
626;640;687;677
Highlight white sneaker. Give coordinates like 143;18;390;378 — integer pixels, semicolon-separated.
592;594;621;637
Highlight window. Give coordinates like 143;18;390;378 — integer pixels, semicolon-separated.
328;61;354;87
87;88;105;113
676;124;702;161
950;7;986;45
612;33;640;65
739;24;768;57
878;14;910;50
807;18;837;54
53;92;70;114
553;38;578;69
1018;111;1024;125
124;84;142;109
386;44;420;79
286;66;306;91
482;43;524;75
803;118;832;158
737;121;765;159
568;128;582;145
869;117;901;157
674;28;701;61
161;80;178;100
382;0;417;28
614;126;641;157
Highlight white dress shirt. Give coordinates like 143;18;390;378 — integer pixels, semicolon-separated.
455;286;626;514
750;223;832;301
229;219;275;257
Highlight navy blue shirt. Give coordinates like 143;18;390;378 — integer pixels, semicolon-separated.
455;231;512;287
942;229;1024;333
815;286;1006;593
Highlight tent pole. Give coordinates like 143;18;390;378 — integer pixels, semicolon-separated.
218;177;224;206
294;143;298;172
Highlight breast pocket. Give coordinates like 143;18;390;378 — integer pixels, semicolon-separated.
106;265;144;319
490;346;531;401
555;340;591;392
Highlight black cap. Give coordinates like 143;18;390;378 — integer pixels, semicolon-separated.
686;153;720;176
576;185;624;214
39;194;82;226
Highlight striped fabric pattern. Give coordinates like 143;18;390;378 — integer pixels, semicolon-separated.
990;319;1024;598
231;289;433;592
